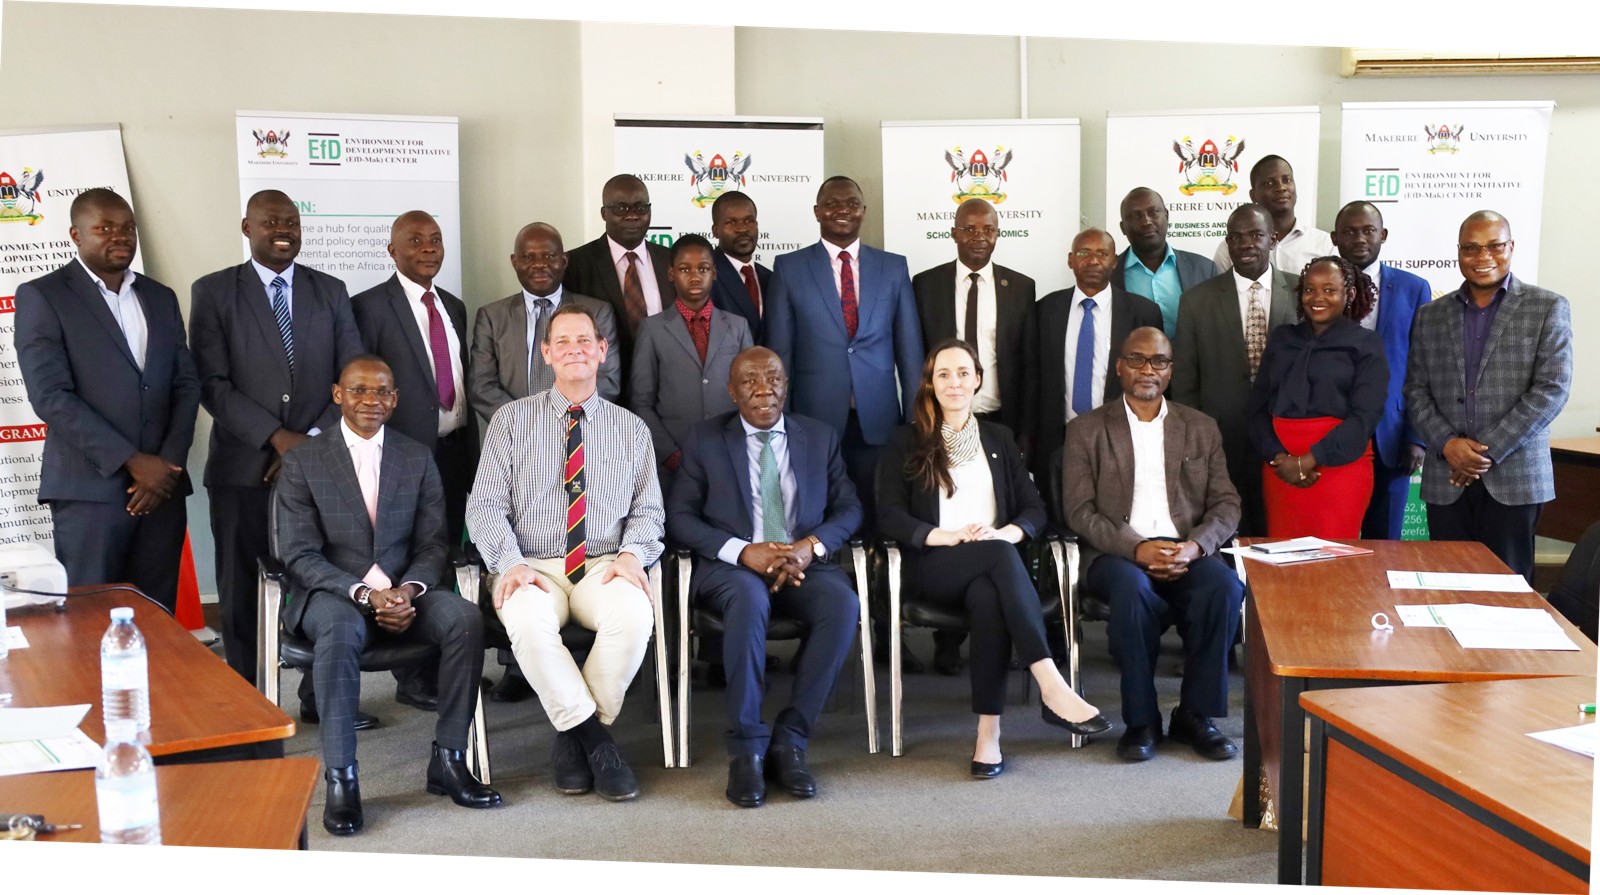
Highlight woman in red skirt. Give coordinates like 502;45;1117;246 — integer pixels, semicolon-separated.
1248;256;1389;538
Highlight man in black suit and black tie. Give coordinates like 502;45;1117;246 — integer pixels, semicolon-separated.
561;174;674;390
15;188;200;614
709;190;770;344
275;355;500;836
190;189;363;690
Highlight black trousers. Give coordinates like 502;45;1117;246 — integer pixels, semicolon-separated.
295;588;484;768
1361;452;1414;541
49;496;186;615
208;484;272;681
1425;480;1542;583
913;541;1051;715
433;425;476;549
841;409;880;538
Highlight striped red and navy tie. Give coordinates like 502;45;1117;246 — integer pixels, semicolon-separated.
564;405;587;583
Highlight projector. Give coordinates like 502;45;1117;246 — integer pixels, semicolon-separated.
0;542;69;609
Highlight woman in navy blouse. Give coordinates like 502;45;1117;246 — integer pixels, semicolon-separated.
1248;256;1389;538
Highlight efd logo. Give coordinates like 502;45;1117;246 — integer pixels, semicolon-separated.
0;167;45;225
684;151;751;207
1173;136;1245;195
944;146;1013;204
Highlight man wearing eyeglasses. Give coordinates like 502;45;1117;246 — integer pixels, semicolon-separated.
563;174;675;398
1024;227;1163;482
1403;211;1571;582
1063;326;1243;762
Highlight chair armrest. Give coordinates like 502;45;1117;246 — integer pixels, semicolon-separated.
259;555;286;581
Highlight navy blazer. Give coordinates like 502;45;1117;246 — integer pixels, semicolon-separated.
1369;263;1433;467
764;242;925;445
191;262;363;487
711;249;771;344
15;262;200;503
350;273;478;453
874;422;1045;555
667;412;863;563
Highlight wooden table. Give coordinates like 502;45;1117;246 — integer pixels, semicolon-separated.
1240;540;1597;885
1302;677;1593;892
0;757;320;849
0;590;294;760
1542;436;1600;543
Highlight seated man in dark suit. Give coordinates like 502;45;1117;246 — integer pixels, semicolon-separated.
667;347;863;808
275;355;501;836
1063;327;1243;763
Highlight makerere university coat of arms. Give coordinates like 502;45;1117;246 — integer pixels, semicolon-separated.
0;167;45;226
944;146;1013;204
684;151;752;207
1173;136;1246;195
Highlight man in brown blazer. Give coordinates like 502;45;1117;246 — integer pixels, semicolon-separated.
1063;326;1243;763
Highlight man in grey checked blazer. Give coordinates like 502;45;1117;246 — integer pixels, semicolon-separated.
1404;211;1572;582
276;355;500;835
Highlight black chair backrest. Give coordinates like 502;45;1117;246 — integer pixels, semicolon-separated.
1549;520;1600;643
1046;446;1068;533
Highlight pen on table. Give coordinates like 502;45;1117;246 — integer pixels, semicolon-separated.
1580;703;1595;714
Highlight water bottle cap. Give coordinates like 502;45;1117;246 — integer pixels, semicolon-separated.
104;719;140;743
110;607;134;622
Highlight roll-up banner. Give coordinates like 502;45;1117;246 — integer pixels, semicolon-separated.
1104;107;1321;258
1339;101;1554;296
0;124;137;551
612;115;825;264
236;111;462;296
881;119;1081;293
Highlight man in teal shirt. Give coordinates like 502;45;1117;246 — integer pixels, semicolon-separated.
1110;187;1217;338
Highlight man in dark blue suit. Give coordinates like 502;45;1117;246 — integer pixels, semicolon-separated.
764;175;924;528
15;189;200;613
667;347;863;809
709;191;770;344
1331;201;1434;540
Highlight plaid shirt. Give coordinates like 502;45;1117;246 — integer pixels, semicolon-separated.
465;386;664;574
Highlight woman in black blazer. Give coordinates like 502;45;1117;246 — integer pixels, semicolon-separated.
877;339;1110;778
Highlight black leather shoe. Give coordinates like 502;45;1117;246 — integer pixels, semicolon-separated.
1041;703;1113;737
970;758;1004;779
300;704;379;731
726;754;766;808
1168;706;1238;760
323;764;363;835
394;682;439;712
426;742;503;808
873;636;927;674
489;669;534;703
765;745;817;798
587;742;640;802
550;731;594;795
933;638;963;677
1117;723;1162;761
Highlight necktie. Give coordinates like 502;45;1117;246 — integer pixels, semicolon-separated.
270;275;295;375
354;440;391;589
838;250;859;340
687;308;709;365
564;405;587;584
1071;297;1097;416
622;251;648;333
964;272;980;348
741;264;762;316
1246;281;1267;381
421;291;456;412
529;298;553;395
756;431;789;543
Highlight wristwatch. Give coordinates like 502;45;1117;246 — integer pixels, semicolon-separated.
353;585;375;616
807;535;826;560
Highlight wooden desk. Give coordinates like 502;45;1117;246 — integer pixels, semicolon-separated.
1542;437;1600;544
0;758;320;849
0;591;294;760
1302;677;1593;892
1240;540;1596;884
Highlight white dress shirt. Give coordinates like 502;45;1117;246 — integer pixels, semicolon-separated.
824;239;863;301
250;259;295;318
1124;397;1180;540
717;415;800;565
955;262;1001;415
1232;267;1274;342
607;235;663;317
396;273;467;437
78;257;146;369
1063;285;1111;423
1214;223;1335;279
1358;260;1382;332
938;450;998;530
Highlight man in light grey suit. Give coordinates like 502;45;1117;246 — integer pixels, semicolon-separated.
1171;203;1298;538
629;234;753;491
470;222;622;423
1404;210;1571;582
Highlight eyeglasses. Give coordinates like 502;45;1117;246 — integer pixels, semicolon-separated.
1119;353;1172;371
1457;241;1511;256
603;202;651;217
955;226;999;238
1071;249;1114;261
344;387;396;400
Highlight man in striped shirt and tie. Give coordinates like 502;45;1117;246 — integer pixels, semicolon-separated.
465;303;664;802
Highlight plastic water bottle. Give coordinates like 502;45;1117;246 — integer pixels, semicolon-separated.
95;719;161;845
101;607;150;732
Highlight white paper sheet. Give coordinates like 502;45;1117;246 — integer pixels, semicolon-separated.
0;728;103;776
1394;605;1445;627
3;626;26;650
0;705;92;743
1528;723;1597;758
1387;570;1534;593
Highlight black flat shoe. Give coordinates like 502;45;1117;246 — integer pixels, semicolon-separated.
300;705;379;731
1168;706;1238;760
1117;723;1162;762
970;758;1004;779
765;744;817;798
323;764;363;836
726;754;766;808
1042;703;1112;737
550;730;594;795
426;742;503;808
394;683;439;712
488;669;534;703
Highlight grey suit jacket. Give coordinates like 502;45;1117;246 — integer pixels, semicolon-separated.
628;304;753;466
1062;398;1240;568
272;425;446;634
191;262;363;488
1403;274;1572;506
468;289;622;424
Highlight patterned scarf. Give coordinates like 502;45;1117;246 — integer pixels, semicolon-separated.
941;418;982;471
